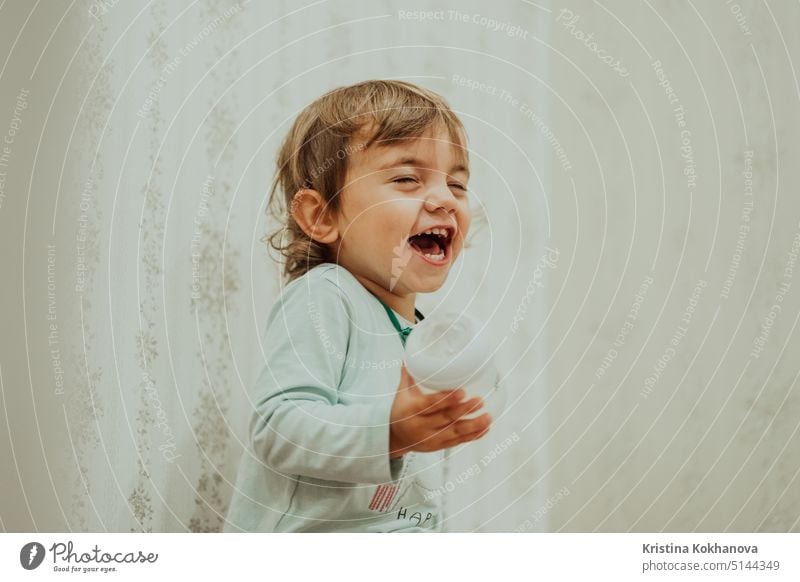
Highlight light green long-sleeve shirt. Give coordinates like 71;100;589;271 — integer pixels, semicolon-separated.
224;263;444;532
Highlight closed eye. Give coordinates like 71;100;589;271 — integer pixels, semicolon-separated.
392;176;419;184
392;176;468;195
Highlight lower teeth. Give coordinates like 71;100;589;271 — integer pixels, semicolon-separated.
409;241;446;261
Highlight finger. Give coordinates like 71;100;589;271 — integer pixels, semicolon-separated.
424;397;484;427
406;384;423;398
439;424;491;449
438;413;492;440
414;388;465;414
413;422;490;452
397;365;414;392
397;367;426;403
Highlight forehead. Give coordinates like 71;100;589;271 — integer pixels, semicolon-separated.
347;125;469;177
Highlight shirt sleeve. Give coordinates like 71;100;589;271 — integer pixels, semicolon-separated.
249;273;407;485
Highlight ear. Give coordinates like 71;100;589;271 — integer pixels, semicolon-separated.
291;188;339;245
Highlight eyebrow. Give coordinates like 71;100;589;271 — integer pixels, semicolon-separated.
377;156;470;179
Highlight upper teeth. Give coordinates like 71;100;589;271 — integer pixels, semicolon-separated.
420;228;448;238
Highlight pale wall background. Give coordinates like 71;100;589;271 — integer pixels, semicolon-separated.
0;0;797;532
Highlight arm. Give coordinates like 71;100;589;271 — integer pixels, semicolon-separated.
249;276;405;485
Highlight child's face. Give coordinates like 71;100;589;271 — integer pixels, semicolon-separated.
332;125;471;296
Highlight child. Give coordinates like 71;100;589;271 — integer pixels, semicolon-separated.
224;80;492;532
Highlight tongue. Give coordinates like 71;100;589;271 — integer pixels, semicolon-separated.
410;234;441;254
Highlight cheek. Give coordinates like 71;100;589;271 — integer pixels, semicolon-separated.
457;207;471;243
349;202;415;250
379;198;419;230
339;194;384;243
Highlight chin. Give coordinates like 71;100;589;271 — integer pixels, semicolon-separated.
414;283;443;294
410;273;449;293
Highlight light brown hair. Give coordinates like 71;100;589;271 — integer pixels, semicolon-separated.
264;79;470;283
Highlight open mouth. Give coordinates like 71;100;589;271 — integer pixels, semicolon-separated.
407;225;454;265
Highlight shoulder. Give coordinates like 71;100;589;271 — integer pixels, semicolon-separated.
305;262;363;293
288;263;365;300
269;263;364;324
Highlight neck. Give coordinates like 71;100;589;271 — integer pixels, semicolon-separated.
353;274;417;323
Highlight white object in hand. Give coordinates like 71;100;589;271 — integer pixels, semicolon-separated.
404;311;504;419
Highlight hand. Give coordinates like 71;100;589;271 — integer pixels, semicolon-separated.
389;365;492;459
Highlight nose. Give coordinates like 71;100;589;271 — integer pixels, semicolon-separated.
422;177;459;216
